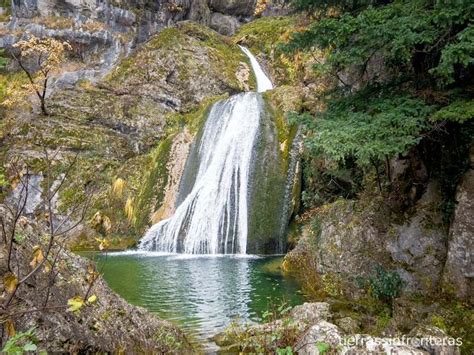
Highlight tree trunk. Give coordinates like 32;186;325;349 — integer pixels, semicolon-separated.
40;97;48;116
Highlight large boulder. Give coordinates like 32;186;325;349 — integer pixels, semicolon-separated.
286;180;448;297
187;0;211;25
209;0;256;17
386;181;447;293
442;146;474;301
290;302;331;324
210;12;241;36
294;321;342;355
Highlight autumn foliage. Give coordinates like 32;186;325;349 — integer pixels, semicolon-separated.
5;35;71;115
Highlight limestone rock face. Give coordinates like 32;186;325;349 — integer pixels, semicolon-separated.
10;0;251;40
187;0;212;25
386;181;448;293
286;180;449;297
209;0;256;17
12;0;39;17
150;130;193;224
443;150;474;301
210;12;241;36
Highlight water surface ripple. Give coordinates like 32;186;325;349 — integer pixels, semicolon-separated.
91;253;303;341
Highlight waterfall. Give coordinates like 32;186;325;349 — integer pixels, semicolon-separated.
139;47;284;254
239;46;273;93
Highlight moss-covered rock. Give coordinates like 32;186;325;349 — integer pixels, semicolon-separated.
245;94;300;253
286;180;449;299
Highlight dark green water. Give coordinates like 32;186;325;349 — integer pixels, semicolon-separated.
87;252;303;342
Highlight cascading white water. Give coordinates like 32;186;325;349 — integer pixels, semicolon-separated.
239;46;274;93
139;47;275;254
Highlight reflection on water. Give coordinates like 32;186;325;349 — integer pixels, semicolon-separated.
90;253;303;341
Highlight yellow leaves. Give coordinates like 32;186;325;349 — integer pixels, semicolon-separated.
7;35;71;113
43;260;52;273
95;237;110;251
67;296;84;313
111;177;125;198
86;263;100;284
90;211;102;229
18;216;28;227
90;211;112;235
67;294;98;313
0;71;30;111
254;0;269;16
3;273;18;293
13;35;72;74
5;319;15;337
30;246;44;268
102;216;111;234
124;197;134;222
87;263;95;275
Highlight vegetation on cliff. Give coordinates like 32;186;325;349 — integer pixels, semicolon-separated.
283;0;473;202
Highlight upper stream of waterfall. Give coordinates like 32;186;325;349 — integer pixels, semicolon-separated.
139;47;285;254
239;46;274;93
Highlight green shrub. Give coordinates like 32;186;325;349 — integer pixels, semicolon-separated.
368;265;403;304
1;328;40;354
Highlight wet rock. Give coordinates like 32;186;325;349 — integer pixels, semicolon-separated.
149;130;194;224
235;61;251;91
210;12;241;36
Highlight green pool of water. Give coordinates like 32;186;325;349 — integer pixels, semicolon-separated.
85;252;304;342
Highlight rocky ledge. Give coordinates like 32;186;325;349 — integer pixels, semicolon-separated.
217;302;461;354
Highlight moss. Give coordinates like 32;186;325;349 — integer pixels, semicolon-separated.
260;257;286;275
234;16;298;56
106;21;247;91
0;0;11;21
71;235;137;251
132;136;174;235
31;16;75;30
164;94;227;135
428;302;474;354
234;15;318;87
246;98;288;253
263;92;299;170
